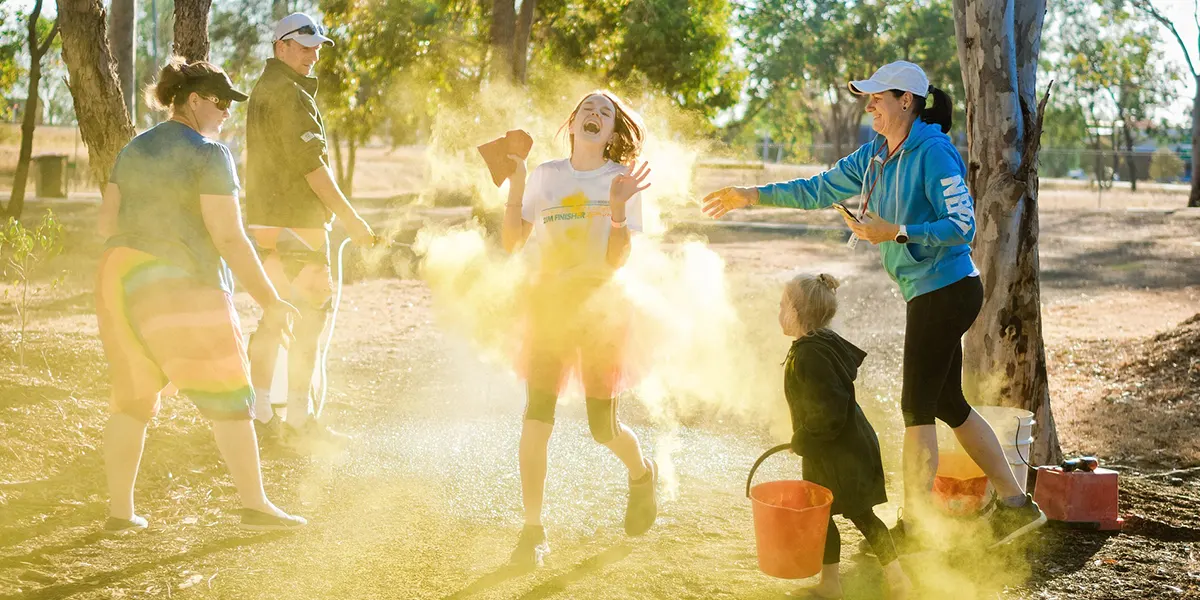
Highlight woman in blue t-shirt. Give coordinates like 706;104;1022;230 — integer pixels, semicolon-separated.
702;61;1046;550
96;57;305;533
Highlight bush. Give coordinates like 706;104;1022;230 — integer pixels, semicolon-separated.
1149;148;1185;182
1;210;64;367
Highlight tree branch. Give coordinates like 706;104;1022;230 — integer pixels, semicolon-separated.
36;20;59;57
1133;0;1198;78
1017;81;1054;185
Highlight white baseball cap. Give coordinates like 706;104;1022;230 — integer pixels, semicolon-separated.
848;61;929;97
274;13;334;48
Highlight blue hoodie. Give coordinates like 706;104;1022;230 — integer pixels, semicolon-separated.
756;118;978;301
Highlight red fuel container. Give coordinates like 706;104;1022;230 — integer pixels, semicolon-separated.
1033;466;1124;530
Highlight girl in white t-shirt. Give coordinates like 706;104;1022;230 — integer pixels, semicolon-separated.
500;90;656;568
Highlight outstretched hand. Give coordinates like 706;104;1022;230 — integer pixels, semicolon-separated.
701;187;757;218
610;161;652;204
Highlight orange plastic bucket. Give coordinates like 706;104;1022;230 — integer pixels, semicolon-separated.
746;444;834;579
933;452;989;516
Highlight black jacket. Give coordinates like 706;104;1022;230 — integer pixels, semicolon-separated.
245;59;333;228
784;328;887;516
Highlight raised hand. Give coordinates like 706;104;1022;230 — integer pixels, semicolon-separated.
610;161;652;205
508;154;527;184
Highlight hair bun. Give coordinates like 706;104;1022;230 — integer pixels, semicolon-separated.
817;274;840;291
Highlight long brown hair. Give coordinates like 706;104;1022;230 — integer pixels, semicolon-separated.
560;90;646;166
146;56;229;111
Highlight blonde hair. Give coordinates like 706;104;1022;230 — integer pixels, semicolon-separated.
784;274;840;332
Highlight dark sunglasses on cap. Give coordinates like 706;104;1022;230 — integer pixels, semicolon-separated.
278;23;325;40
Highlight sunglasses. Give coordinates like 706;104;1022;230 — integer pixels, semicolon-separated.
278;23;325;41
204;95;232;111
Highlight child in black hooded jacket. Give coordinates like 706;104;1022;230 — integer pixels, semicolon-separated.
778;274;911;599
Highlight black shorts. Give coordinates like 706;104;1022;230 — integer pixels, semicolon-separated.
900;275;983;428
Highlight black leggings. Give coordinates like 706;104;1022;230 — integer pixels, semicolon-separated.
824;511;898;565
900;275;983;428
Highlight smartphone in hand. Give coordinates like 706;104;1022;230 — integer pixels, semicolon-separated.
833;202;861;223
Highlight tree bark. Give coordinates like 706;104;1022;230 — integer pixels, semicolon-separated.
511;0;536;84
345;136;357;199
108;0;136;115
330;130;346;190
57;0;136;188
173;0;213;62
1121;119;1137;192
954;0;1061;465
6;2;59;218
489;0;517;83
1192;81;1200;207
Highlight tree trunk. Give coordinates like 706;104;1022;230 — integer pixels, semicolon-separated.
831;94;846;163
108;0;136;116
512;0;536;83
271;0;289;22
173;0;213;62
57;0;136;187
1121;120;1136;192
489;0;516;82
330;130;346;189
1191;80;1200;207
954;0;1061;465
7;2;58;219
345;136;357;199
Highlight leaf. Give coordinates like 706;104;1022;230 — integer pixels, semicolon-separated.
178;573;203;589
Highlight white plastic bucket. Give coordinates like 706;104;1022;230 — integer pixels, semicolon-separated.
935;406;1035;495
976;406;1035;448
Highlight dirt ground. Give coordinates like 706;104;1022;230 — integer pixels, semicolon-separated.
1;171;1199;599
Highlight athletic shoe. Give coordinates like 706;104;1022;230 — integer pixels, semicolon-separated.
239;508;308;532
509;525;550;568
988;493;1047;546
857;517;924;556
103;515;148;534
254;417;283;445
624;458;658;536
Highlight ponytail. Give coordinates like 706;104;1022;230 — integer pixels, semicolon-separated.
888;85;953;133
917;85;953;134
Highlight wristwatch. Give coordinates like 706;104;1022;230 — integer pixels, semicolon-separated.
894;225;909;244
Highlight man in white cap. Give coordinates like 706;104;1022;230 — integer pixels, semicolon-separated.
244;12;375;450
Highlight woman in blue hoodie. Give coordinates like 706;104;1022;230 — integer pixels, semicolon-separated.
702;61;1046;549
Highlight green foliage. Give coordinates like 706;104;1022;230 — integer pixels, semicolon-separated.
1050;0;1179;134
734;0;963;159
1149;147;1184;182
315;0;488;192
533;0;743;119
0;210;64;367
0;3;25;96
1046;0;1181;185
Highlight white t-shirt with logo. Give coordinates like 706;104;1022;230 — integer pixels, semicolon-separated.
521;158;643;282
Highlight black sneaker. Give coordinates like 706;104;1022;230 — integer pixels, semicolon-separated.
103;515;148;534
509;525;550;568
858;517;924;556
239;508;308;532
624;458;658;536
989;493;1047;546
254;418;283;445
